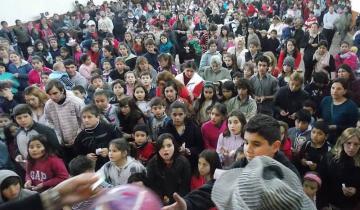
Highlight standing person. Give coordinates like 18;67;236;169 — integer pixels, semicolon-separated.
12;20;32;59
175;61;204;100
44;79;84;163
318;128;360;210
319;78;358;145
8;51;32;96
322;6;339;48
249;55;279;116
97;11;113;40
146;133;191;205
303;23;325;84
311;40;335;79
334;6;352;43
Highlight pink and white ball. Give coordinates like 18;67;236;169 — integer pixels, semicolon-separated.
90;184;162;210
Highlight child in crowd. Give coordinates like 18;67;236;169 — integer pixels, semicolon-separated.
28;56;52;88
157;53;178;75
109;79;126;104
72;85;89;104
191;149;221;190
148;97;170;142
201;103;228;150
133;84;150;116
118;97;146;140
298;121;331;175
40;72;50;88
335;41;359;71
93;90;120;127
24;135;69;192
74;104;122;170
143;38;159;70
140;72;156;98
125;71;137;96
220;80;236;105
109;57;129;82
133;124;155;165
79;54;97;81
13;104;61;162
216;110;246;167
193;83;218;124
245;41;262;63
159;33;175;55
102;59;112;83
303;171;322;203
199;39;221;70
97;138;146;187
146;133;191;205
243;62;255;80
0;113;11;141
288;109;312;155
0;170;36;204
302;100;317;126
278;121;292;160
278;56;295;87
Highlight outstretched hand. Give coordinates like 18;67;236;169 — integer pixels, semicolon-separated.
161;193;187;210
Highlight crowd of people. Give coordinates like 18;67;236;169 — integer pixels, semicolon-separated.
0;0;360;209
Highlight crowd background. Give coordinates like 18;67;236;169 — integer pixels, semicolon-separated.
0;0;360;209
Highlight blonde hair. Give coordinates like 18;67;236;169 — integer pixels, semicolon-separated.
333;128;360;167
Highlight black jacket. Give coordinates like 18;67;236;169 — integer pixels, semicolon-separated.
318;153;360;209
160;120;204;170
184;152;300;210
147;155;191;205
74;122;122;170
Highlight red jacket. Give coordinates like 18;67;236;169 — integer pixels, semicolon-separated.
277;50;302;70
201;120;227;150
26;155;69;191
136;142;155;165
281;137;292;160
335;52;359;71
28;67;52;86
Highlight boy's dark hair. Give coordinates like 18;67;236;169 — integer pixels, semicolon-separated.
90;75;103;84
312;120;329;135
295;109;311;123
144;38;155;46
63;58;76;66
255;55;270;66
302;100;317;112
13;104;32;117
68;155;95;176
149;97;166;107
45;79;65;94
72;85;86;94
318;40;328;49
93;89;110;99
270;29;277;34
140;71;152;78
208;24;218;32
0;62;6;68
0;176;20;191
207;39;217;48
111;79;126;91
180;60;197;73
127;172;149;187
232;71;242;78
236;79;254;97
0;81;12;92
133;123;149;135
81;104;101;117
31;55;44;63
244;114;281;144
0;113;11;119
312;71;329;85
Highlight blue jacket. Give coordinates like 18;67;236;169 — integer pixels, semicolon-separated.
7;60;32;90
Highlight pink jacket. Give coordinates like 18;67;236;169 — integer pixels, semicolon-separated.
335;52;359;71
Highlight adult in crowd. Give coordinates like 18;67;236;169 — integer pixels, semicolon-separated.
319;78;358;145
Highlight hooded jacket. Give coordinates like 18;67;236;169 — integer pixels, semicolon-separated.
0;170;36;204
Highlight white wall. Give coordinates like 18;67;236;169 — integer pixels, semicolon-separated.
0;0;103;25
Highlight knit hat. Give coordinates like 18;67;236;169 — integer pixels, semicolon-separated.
303;172;322;187
338;64;352;74
212;156;316;210
283;56;295;69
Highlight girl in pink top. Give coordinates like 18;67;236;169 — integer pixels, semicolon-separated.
79;54;97;81
201;103;227;150
216;110;247;167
